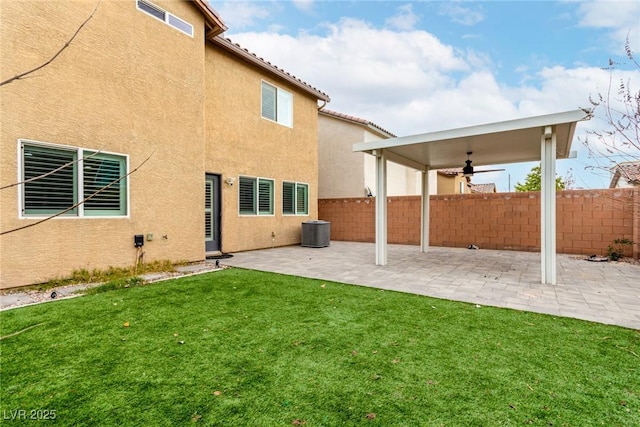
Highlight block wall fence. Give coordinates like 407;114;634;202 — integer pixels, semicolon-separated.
318;188;639;259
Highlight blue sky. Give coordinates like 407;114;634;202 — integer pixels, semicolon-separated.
209;0;640;190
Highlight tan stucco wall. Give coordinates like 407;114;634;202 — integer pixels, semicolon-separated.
319;115;421;198
436;174;469;194
204;46;320;252
318;115;367;198
1;0;207;288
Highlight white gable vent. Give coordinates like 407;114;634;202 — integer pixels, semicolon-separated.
137;0;193;37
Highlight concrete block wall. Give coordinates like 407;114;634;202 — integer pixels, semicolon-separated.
318;188;639;258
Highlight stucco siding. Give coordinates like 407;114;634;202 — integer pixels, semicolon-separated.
1;0;207;288
318;115;366;198
319;114;421;199
204;45;320;252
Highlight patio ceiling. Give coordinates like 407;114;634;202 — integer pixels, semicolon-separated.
353;109;592;171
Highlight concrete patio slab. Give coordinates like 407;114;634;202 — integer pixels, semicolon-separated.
220;242;640;330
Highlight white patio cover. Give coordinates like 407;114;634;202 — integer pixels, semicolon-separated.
352;109;592;285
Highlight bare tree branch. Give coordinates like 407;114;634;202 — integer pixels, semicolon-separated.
0;1;100;87
580;32;640;174
0;152;154;236
0;149;103;191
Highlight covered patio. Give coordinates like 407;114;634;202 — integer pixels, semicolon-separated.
352;110;592;285
221;242;640;329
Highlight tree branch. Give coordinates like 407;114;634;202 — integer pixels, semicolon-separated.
0;1;100;87
0;149;103;191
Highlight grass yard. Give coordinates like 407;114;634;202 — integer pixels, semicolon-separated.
1;268;638;426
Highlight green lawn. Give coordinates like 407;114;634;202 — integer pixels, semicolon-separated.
1;269;638;426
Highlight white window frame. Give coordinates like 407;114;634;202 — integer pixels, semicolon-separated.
261;81;293;127
136;0;194;37
18;139;130;219
282;181;309;216
238;176;275;216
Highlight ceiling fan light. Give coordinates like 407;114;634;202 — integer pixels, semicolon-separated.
463;160;474;176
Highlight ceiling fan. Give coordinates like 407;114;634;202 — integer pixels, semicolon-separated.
462;151;505;177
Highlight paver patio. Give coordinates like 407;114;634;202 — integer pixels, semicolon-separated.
221;241;640;330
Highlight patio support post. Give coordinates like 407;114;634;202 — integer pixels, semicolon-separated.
375;149;387;265
421;166;430;253
541;125;557;285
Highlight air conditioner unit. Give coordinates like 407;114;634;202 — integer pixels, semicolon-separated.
301;220;331;248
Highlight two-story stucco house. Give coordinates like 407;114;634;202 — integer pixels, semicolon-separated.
0;0;329;289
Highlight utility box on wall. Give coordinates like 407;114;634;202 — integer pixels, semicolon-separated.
301;220;331;248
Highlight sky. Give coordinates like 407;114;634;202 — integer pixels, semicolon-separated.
209;0;640;191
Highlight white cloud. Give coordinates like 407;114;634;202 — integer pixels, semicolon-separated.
224;14;638;188
385;4;420;31
577;0;640;28
227;17;469;128
438;2;485;26
576;0;640;48
292;0;314;12
214;1;271;30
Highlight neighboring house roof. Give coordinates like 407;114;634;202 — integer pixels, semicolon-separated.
319;109;396;138
211;36;330;102
437;168;462;176
609;161;640;187
470;183;497;193
192;0;227;38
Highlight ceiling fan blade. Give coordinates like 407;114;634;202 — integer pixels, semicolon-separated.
472;168;506;174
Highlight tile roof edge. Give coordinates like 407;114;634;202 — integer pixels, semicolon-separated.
192;0;228;37
320;109;396;138
211;36;330;102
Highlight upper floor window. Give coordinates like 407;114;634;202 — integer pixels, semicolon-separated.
282;182;308;215
261;81;293;127
239;176;274;215
136;0;193;37
20;141;128;217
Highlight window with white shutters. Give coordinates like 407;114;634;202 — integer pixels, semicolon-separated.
282;181;308;215
21;141;128;217
239;176;274;216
